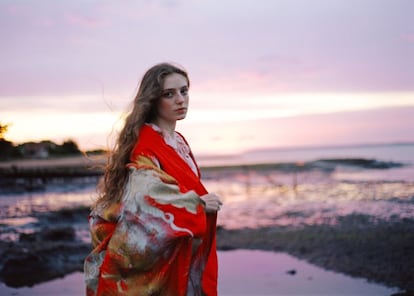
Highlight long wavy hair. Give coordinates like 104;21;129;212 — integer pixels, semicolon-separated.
94;62;190;210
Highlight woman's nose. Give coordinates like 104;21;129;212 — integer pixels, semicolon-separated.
175;93;185;103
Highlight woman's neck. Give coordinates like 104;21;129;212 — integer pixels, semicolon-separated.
152;119;176;138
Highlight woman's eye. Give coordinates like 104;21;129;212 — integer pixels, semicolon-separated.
162;91;174;98
180;88;188;96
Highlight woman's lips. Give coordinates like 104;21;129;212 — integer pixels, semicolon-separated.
175;107;187;113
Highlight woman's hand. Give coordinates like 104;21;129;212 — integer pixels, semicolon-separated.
201;193;223;213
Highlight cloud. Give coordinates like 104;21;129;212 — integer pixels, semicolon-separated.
0;93;128;114
0;0;413;100
181;105;414;154
401;33;414;42
64;13;109;28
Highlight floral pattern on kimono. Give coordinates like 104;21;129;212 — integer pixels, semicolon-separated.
84;125;218;296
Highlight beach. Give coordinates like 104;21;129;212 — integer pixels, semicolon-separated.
0;143;414;295
0;205;411;295
0;250;399;296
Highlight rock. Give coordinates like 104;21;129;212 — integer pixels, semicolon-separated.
0;207;92;288
19;232;37;242
41;226;76;241
0;240;90;287
390;292;414;296
286;269;297;275
19;226;75;242
1;253;59;287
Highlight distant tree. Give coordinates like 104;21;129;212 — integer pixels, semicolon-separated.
0;122;10;140
0;122;14;160
0;140;13;160
86;149;107;156
61;139;82;154
48;139;82;156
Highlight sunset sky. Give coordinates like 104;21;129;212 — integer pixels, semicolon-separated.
1;0;413;155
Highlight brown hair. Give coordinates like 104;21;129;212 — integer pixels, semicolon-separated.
94;62;190;210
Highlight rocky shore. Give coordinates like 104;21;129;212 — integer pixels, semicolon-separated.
0;206;413;295
0;207;91;287
0;156;105;193
1;155;413;294
216;215;414;293
0;155;404;193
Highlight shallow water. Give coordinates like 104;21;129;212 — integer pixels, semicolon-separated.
205;171;414;229
198;143;414;168
0;250;400;296
1;143;414;238
1;170;413;240
0;145;413;293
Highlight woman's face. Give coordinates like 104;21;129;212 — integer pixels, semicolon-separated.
156;73;189;124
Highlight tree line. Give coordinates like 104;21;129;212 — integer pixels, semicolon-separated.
0;122;82;160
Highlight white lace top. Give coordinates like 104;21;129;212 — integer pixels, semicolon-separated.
146;123;199;177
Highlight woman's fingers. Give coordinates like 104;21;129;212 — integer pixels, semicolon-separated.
202;193;223;212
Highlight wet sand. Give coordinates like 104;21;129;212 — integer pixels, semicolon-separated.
0;155;106;169
1;156;413;294
0;250;399;296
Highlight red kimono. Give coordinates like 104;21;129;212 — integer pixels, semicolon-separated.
84;125;218;296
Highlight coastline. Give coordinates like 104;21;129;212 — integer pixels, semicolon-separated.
0;153;406;174
0;155;107;169
0;155;413;294
0;206;412;293
216;216;414;291
0;154;407;193
0;250;400;296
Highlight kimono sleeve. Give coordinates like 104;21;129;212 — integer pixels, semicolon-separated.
85;156;208;295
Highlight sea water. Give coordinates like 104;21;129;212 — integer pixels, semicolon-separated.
0;143;411;295
1;143;414;235
200;143;414;228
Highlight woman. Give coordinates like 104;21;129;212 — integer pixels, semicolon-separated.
84;62;222;296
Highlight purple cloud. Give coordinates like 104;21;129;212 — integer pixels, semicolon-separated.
0;0;413;99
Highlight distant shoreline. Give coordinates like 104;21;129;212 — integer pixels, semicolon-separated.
240;140;414;155
1;140;413;168
0;154;406;192
0;153;405;170
0;206;412;292
0;155;107;169
0;153;413;292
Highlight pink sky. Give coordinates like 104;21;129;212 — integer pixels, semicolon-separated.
0;0;413;154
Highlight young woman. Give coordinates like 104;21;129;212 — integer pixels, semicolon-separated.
84;63;222;296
